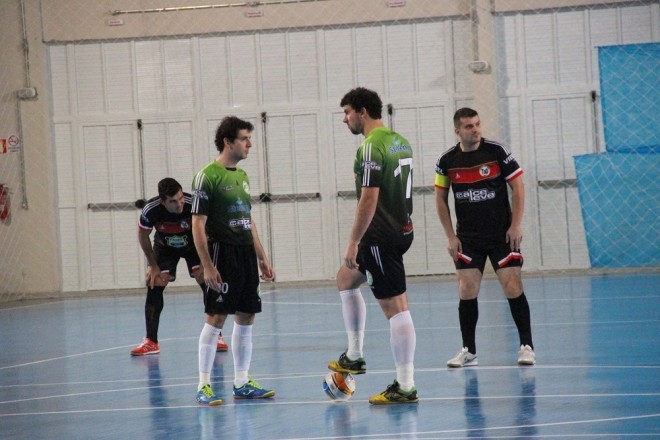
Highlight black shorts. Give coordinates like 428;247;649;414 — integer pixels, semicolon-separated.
153;242;200;282
357;234;413;300
203;242;262;315
455;236;523;273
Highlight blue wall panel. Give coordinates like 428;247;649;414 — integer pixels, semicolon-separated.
598;43;660;153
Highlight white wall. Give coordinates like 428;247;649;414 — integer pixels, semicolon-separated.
48;3;660;290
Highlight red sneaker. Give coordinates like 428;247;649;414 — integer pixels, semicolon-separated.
217;335;229;352
130;338;160;356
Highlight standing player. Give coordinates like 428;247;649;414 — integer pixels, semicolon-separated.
434;107;535;367
191;116;276;406
131;177;229;356
328;87;418;405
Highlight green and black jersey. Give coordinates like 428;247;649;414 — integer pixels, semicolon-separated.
354;126;414;245
191;161;254;246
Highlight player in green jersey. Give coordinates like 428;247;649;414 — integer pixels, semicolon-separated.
328;87;418;405
191;116;275;405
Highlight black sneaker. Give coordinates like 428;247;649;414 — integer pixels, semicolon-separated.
369;380;418;405
328;351;366;375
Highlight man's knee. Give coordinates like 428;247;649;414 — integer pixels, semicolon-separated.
192;266;204;285
336;266;366;291
150;273;170;287
497;267;523;297
457;269;482;299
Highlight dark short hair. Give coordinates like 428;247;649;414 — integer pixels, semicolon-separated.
214;116;254;152
340;87;383;120
157;177;182;200
453;108;479;128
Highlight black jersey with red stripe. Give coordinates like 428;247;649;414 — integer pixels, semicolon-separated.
434;138;523;240
138;193;194;249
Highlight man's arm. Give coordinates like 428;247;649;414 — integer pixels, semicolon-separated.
192;214;222;291
506;176;525;250
251;220;275;281
435;186;461;261
344;186;379;269
138;228;162;288
138;228;158;266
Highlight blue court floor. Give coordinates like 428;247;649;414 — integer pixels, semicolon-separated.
1;272;659;439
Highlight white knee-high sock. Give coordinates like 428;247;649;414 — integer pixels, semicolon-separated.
340;288;366;360
390;310;416;391
198;323;221;389
232;323;253;387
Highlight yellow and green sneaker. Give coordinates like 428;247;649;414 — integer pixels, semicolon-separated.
233;378;275;399
328;351;366;375
196;384;222;406
369;380;418;405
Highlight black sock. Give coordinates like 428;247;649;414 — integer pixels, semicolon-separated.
145;286;165;342
508;292;534;349
459;298;479;354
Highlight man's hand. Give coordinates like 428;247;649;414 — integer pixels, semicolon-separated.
145;265;167;288
203;265;223;292
343;241;359;270
447;236;462;261
506;224;523;251
258;259;276;282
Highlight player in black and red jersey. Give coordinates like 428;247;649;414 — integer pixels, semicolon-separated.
130;177;228;355
435;108;535;367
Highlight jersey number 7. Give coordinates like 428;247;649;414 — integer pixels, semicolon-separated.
394;158;413;200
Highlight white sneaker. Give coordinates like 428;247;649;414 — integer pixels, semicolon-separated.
447;347;478;368
517;345;536;365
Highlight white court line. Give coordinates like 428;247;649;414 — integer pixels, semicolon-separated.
1;392;659;440
280;413;660;440
1;364;659;391
261;294;660;306
1;316;659;371
1;364;659;407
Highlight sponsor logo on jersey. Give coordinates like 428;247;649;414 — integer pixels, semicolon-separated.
229;218;252;230
165;235;189;248
228;200;251;213
194;189;208;200
362;160;381;171
455;188;496;202
389;143;412;154
243;181;250;195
